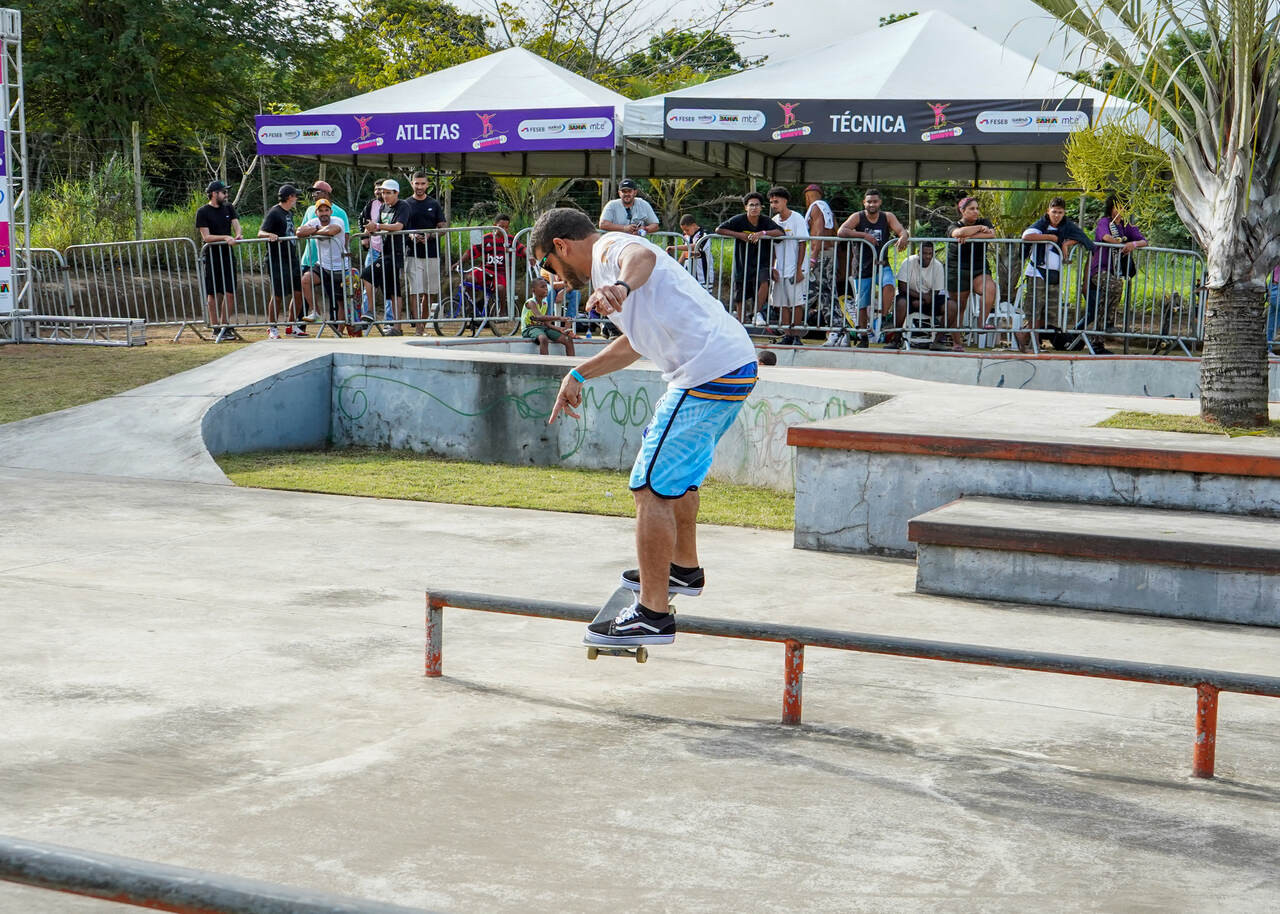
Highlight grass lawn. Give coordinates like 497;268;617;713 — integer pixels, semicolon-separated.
218;448;795;530
0;337;250;424
1098;410;1280;437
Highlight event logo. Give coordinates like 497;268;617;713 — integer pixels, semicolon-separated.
975;109;1089;133
665;108;766;131
350;115;385;151
472;112;509;150
772;101;811;140
256;123;342;147
517;117;612;141
921;102;963;142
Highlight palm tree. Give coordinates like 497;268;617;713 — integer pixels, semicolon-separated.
1032;0;1279;426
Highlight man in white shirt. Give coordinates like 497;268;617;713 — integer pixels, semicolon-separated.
297;199;351;335
598;178;660;235
536;208;757;648
768;186;809;346
894;241;962;351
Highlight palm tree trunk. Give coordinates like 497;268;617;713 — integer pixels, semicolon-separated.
1199;286;1270;426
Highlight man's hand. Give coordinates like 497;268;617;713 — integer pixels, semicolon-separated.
897;235;910;251
364;221;378;234
264;233;279;243
587;283;627;316
624;224;639;234
771;268;780;282
548;373;583;424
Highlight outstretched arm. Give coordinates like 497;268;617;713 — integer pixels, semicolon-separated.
548;335;641;424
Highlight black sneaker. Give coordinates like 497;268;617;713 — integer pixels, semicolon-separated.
620;564;705;596
854;333;870;348
585;600;676;646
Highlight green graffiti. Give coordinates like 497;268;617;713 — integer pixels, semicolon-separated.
335;369;655;460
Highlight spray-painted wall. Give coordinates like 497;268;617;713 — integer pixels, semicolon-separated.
330;353;884;490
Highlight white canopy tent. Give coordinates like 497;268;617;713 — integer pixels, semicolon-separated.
266;47;714;178
622;11;1153;186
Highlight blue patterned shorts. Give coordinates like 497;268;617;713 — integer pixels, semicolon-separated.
629;362;757;498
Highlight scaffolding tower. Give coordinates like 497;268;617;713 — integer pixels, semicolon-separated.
1;7;29;312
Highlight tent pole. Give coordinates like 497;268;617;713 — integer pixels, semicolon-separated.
606;146;616;209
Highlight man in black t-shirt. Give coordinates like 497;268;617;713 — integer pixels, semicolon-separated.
716;192;783;325
403;171;449;333
360;178;412;334
195;180;243;342
258;184;306;336
837;188;910;346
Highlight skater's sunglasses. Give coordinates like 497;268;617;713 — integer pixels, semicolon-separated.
536;250;553;272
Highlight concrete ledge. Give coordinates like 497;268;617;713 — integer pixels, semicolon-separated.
910;498;1280;626
787;428;1280;479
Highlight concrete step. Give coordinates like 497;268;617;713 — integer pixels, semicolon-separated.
908;497;1280;626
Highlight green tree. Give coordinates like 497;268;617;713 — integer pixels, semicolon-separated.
879;11;919;28
1034;0;1280;427
339;0;494;92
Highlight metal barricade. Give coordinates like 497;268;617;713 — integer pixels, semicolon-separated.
1063;243;1206;355
17;247;73;316
62;238;204;337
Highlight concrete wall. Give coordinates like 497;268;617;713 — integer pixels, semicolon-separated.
445;339;1280;401
793;449;1280;557
331;352;884;490
202;357;332;456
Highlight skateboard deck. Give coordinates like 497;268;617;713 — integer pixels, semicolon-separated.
583;585;676;663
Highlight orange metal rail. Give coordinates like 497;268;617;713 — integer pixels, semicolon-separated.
426;589;1280;779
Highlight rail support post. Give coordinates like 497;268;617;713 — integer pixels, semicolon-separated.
782;640;804;725
426;595;443;678
1192;682;1218;778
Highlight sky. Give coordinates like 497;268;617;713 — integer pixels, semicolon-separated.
729;0;1095;72
455;0;1101;75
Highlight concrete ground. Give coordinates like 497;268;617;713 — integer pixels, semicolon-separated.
4;465;1280;912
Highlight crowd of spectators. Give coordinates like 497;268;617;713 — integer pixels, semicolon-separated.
194;175;1274;355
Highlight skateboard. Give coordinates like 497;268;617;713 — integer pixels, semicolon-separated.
583;585;676;663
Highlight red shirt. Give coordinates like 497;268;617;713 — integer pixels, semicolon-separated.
461;231;527;290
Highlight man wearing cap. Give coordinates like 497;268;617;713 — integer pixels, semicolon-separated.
297;199;351;336
403;171;449;334
258;184;306;337
802;184;838;318
599;179;659;235
195;180;243;343
360;178;411;334
298;180;349;324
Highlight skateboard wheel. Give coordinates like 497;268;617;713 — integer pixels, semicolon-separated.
635;647;648;663
587;646;599;660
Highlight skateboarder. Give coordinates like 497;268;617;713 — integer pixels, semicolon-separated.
537;208;757;648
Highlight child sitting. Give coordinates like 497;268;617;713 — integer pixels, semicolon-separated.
521;277;576;356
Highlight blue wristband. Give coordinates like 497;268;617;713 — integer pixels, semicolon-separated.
569;369;586;384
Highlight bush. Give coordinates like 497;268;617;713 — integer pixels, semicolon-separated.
30;157;149;250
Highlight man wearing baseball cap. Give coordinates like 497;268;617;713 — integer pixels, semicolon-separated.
258;184;306;337
298;180;349;323
360;177;411;334
599;178;659;235
195;180;243;342
803;183;838;334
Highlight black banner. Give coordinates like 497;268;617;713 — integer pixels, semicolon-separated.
662;98;1093;145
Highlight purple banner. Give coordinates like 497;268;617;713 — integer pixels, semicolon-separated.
255;106;616;156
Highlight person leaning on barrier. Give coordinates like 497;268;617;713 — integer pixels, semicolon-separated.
258;184;307;338
767;186;809;347
946;197;1000;333
716;191;783;326
297;199;353;336
837;188;910;348
599;178;659;235
1017;196;1092;353
675;214;713;289
298;180;349;324
1087;195;1148;338
356;181;386;323
404;171;449;335
195;180;242;343
895;241;963;351
802;183;837;309
361;178;411;335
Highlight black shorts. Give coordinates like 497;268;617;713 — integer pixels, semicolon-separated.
270;264;302;299
731;263;769;298
361;256;403;296
904;290;950;320
316;268;346;305
201;252;237;296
